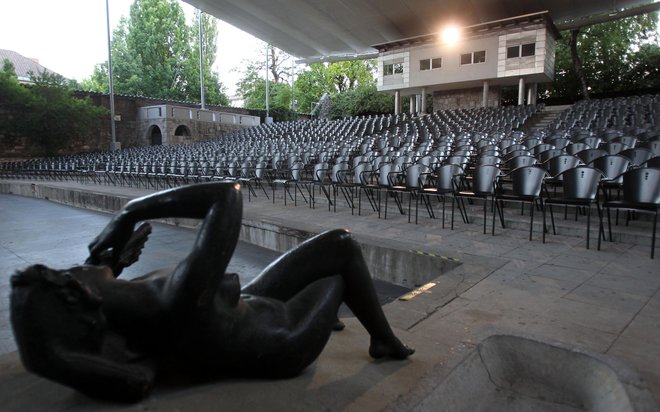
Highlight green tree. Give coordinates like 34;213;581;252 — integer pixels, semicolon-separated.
330;84;393;119
293;63;332;113
543;12;659;101
293;59;382;116
0;68;106;155
236;45;293;110
82;0;228;104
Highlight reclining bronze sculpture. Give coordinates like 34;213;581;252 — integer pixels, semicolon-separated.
10;182;413;402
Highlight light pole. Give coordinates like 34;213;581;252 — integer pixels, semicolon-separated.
198;10;205;110
265;43;270;122
105;0;118;150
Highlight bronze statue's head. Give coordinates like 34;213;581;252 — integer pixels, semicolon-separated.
10;264;106;370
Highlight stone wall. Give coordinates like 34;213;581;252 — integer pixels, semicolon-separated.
0;93;258;158
433;86;502;111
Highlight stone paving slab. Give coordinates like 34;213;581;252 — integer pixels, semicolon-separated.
0;179;659;410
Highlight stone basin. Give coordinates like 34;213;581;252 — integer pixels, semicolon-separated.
414;334;657;411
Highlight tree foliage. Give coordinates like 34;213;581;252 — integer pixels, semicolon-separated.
1;63;106;155
329;84;394;119
82;0;228;105
236;47;385;118
543;12;659;101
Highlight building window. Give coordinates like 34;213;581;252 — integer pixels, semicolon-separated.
507;43;536;59
384;62;404;76
460;50;486;65
420;57;442;71
507;46;520;58
521;43;536;57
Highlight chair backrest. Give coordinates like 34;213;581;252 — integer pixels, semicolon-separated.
289;161;306;181
436;164;463;193
639;140;660;156
357;162;375;185
509;166;546;197
622;168;660;204
378;163;399;186
577;136;602;148
544;155;581;178
576;148;607;164
328;162;350;183
547;137;570;150
227;161;239;177
559;166;602;200
619;148;654;167
537;149;565;163
589;155;630;181
471;165;501;195
404;164;428;188
600;142;626;155
313;162;330;182
254;161;268;179
532;143;555;156
566;143;589;155
506;155;537;170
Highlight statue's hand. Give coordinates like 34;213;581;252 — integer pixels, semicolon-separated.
88;214;135;262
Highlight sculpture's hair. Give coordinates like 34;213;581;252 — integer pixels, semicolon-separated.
11;264;102;309
10;264;105;356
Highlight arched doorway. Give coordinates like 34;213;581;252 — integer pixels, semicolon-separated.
149;125;162;145
174;125;191;137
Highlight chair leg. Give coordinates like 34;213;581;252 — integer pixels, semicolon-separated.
542;200;547;244
597;204;603;251
586;205;591;249
529;200;534;241
652;211;657;259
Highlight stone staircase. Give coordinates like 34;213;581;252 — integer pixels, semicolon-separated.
520;104;572;133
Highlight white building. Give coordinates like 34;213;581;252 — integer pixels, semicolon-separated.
374;12;560;113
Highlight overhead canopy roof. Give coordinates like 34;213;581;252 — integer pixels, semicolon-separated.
183;0;660;63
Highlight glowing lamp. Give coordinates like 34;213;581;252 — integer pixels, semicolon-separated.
441;26;460;45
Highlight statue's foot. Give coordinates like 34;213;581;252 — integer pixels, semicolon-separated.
332;318;345;331
369;336;415;359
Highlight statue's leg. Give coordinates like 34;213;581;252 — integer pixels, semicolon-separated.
258;275;346;377
243;229;413;359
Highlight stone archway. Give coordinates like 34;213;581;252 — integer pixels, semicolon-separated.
149;125;163;145
174;125;191;137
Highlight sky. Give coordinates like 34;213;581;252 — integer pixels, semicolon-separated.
0;0;266;96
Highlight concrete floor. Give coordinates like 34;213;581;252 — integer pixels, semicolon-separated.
0;179;658;411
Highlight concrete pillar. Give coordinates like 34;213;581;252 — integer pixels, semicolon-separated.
421;88;427;113
518;77;526;106
482;80;490;107
394;90;401;115
409;95;416;114
527;83;538;105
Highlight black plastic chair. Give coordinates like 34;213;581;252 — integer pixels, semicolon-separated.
493;165;547;240
589;154;630;202
455;165;501;234
416;164;465;227
602;167;660;258
543;166;603;249
385;164;428;222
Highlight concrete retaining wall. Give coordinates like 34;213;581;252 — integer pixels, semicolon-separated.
0;181;458;288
